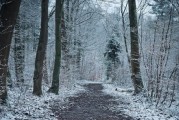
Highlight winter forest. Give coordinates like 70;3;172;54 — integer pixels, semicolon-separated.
0;0;179;119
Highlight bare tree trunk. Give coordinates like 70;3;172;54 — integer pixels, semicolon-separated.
128;0;144;94
14;16;25;84
33;0;49;96
7;67;12;88
75;0;82;80
121;0;131;72
48;0;64;94
0;0;21;104
43;55;49;84
62;0;71;81
61;7;69;81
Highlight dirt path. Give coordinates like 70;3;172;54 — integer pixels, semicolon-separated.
52;83;134;120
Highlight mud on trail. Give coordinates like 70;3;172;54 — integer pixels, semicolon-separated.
52;83;134;120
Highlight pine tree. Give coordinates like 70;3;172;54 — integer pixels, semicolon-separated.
104;34;121;82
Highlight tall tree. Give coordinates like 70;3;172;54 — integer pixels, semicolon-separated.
0;0;21;103
74;0;83;80
33;0;49;96
128;0;144;94
14;16;25;84
61;2;70;81
48;0;64;94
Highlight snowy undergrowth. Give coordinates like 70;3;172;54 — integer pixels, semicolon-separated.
0;82;84;120
103;84;179;120
76;80;103;85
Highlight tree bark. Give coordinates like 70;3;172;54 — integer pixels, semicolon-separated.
33;0;49;96
128;0;144;94
14;16;25;84
43;55;48;84
0;0;21;104
48;0;64;94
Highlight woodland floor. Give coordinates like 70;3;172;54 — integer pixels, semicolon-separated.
52;83;134;120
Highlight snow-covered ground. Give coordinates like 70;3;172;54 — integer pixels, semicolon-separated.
103;83;179;120
0;83;85;120
1;80;178;120
76;80;103;85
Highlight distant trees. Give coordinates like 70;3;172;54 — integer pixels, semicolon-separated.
150;0;179;20
128;0;144;94
0;0;21;103
59;0;102;83
61;0;85;82
151;0;171;19
33;0;49;96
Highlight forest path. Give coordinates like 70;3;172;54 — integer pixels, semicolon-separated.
52;83;134;120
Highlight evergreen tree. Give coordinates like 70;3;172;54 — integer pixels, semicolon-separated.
104;34;121;82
